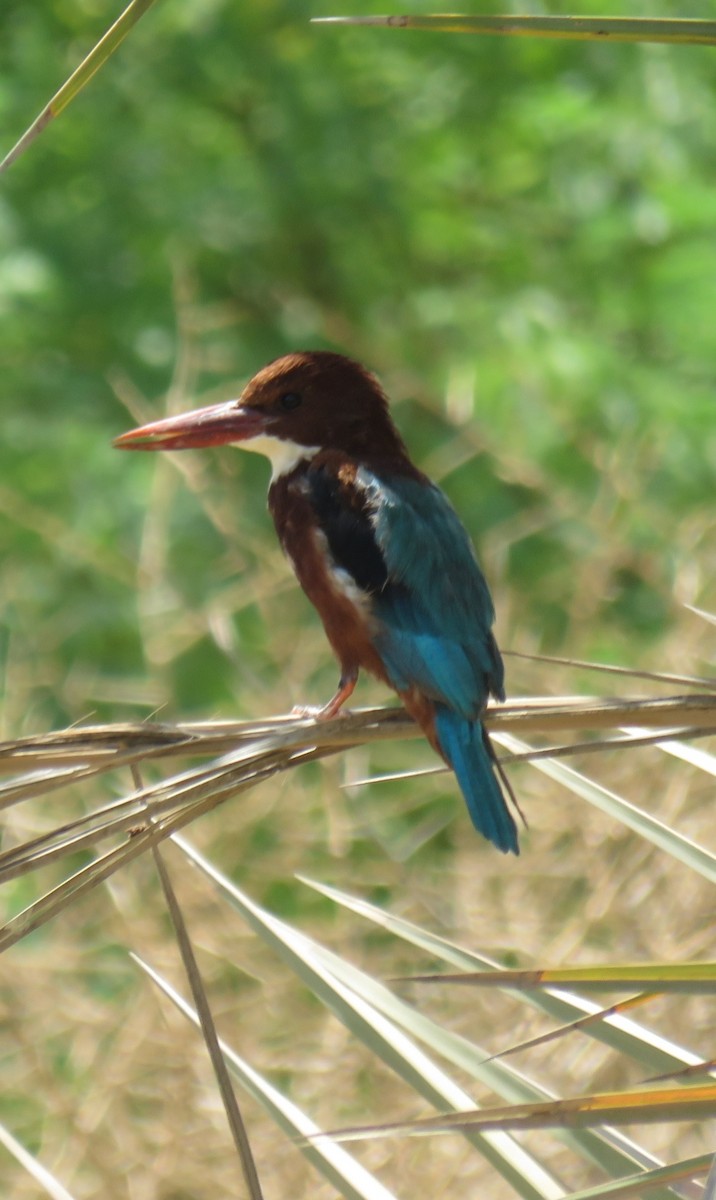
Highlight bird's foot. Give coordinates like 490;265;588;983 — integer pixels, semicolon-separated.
289;700;351;722
291;671;358;722
290;703;330;719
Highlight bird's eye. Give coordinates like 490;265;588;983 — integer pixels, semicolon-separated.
279;392;302;411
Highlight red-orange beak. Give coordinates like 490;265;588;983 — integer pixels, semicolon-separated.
113;400;268;451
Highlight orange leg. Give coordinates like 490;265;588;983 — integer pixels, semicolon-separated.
317;670;358;720
290;670;359;721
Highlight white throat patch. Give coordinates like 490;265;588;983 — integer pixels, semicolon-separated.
235;434;319;481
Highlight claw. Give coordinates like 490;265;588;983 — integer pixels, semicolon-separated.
317;670;358;719
290;703;325;719
291;671;358;721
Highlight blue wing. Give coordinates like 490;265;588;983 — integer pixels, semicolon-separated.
364;469;517;853
359;469;504;718
301;461;517;852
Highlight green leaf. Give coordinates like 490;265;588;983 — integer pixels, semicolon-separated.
493;732;716;883
0;0;160;174
407;962;716;993
313;15;716;47
0;1122;77;1200
325;1083;716;1140
133;956;401;1200
174;834;566;1200
300;880;705;1078
562;1152;714;1200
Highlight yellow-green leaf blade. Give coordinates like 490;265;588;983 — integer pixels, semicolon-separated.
0;0;159;174
328;1084;716;1141
408;963;716;993
530;1153;713;1200
313;15;716;47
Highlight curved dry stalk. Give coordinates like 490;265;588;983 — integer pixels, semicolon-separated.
0;691;711;941
1;693;714;775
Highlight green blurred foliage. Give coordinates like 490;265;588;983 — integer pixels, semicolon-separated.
1;13;714;1195
0;0;714;736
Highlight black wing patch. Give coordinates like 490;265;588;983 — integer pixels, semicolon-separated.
304;466;388;594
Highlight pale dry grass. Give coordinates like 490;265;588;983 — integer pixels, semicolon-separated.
0;324;713;1197
0;672;713;1197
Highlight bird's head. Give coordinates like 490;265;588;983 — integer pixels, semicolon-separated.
114;351;408;476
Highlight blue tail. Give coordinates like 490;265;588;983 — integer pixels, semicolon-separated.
434;705;519;854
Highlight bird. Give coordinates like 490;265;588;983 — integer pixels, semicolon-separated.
114;351;520;853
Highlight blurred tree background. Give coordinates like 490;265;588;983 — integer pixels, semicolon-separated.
0;2;713;1197
1;0;713;736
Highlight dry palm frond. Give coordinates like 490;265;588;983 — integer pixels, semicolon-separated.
169;841;715;1193
145;811;263;1200
0;692;713;952
1;692;714;775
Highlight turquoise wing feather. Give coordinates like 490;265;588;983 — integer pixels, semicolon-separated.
360;469;504;715
301;462;517;852
360;469;518;854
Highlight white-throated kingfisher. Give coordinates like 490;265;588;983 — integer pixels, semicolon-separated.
114;351;520;853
